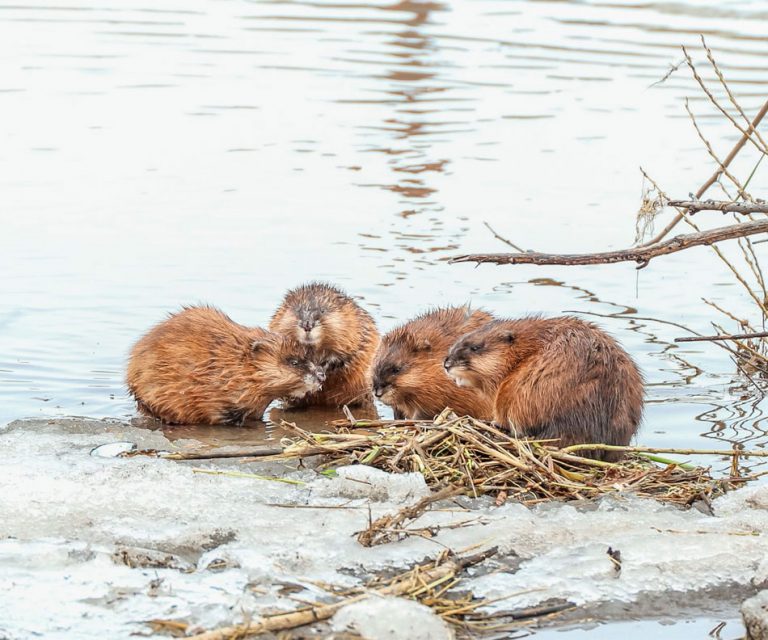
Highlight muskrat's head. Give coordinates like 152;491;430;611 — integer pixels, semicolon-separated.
371;332;432;407
444;321;517;392
272;282;352;349
252;335;326;399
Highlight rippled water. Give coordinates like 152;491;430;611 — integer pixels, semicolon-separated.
1;0;767;467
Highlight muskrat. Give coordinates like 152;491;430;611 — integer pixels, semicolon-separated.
444;316;643;460
269;282;380;407
372;306;496;420
126;306;325;425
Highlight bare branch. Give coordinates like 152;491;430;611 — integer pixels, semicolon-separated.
668;200;768;215
451;219;768;269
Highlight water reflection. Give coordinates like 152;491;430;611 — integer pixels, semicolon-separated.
143;403;380;449
353;0;451;215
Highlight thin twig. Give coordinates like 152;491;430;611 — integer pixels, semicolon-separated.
675;332;768;343
697;37;768;155
483;221;527;253
683;44;767;157
648;57;684;88
561;309;703;337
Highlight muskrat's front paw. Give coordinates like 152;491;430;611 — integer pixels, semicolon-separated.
323;356;347;372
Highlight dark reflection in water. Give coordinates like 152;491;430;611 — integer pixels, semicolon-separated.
268;403;379;434
135;404;380;449
352;0;452;213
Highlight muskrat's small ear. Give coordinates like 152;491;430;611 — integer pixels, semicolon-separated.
251;339;267;353
414;338;431;352
504;332;515;343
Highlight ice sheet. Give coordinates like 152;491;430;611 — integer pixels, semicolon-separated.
1;419;766;638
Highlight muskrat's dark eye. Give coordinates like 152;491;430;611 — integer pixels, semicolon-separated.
470;345;481;353
390;365;401;375
289;358;300;366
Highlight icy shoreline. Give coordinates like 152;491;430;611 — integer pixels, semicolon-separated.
1;419;765;639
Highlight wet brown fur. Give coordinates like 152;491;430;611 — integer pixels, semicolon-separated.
445;316;644;461
126;306;323;425
372;306;496;420
269;282;380;407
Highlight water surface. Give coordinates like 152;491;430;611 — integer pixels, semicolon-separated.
1;0;767;474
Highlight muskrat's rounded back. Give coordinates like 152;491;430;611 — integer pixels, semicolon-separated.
445;316;643;460
372;306;495;420
269;282;380;407
126;305;323;425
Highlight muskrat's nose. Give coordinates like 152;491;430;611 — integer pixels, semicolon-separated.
316;368;326;383
373;385;384;399
443;357;454;370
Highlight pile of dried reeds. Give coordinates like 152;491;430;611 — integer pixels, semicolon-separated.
272;411;745;508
